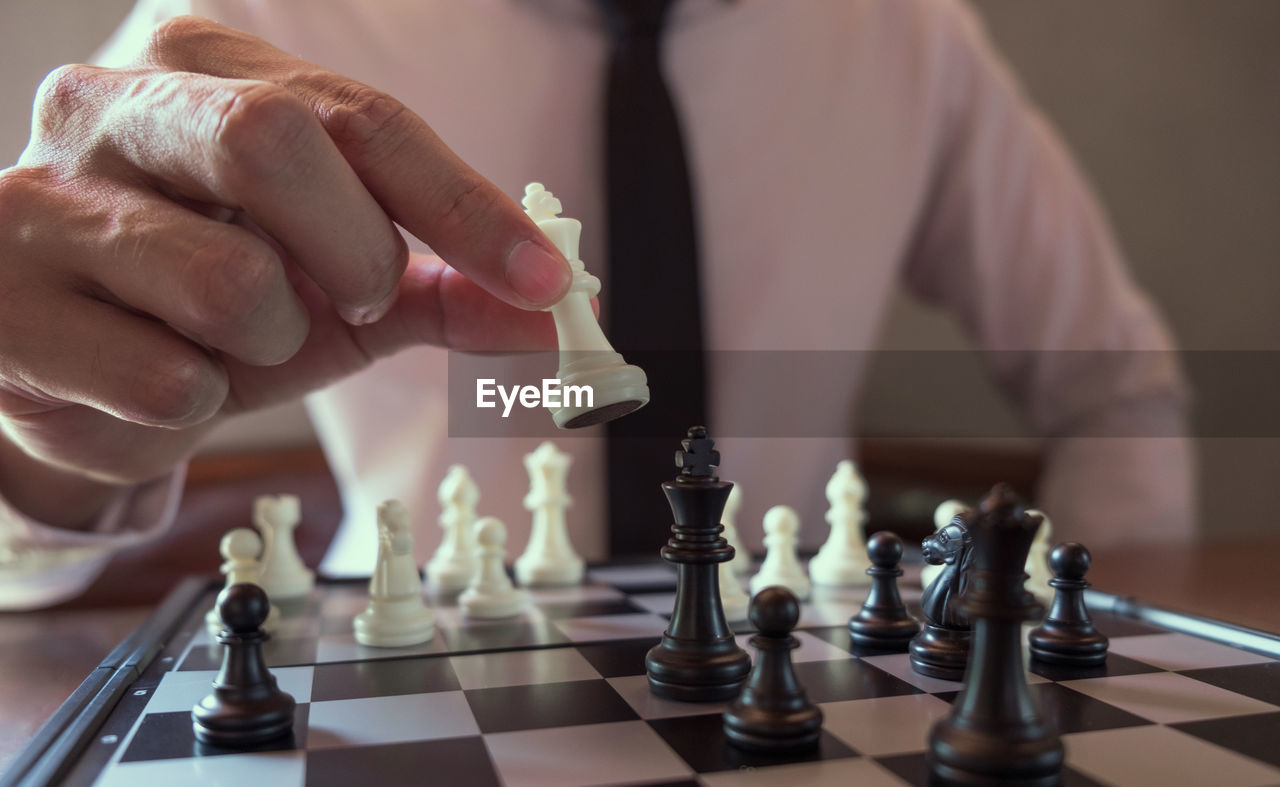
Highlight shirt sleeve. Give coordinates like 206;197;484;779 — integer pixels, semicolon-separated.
900;0;1195;545
0;466;187;610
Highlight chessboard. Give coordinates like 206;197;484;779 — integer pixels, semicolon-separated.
13;565;1280;787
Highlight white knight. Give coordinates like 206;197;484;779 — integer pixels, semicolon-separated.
354;500;435;648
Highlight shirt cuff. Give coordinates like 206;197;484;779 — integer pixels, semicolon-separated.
0;465;187;610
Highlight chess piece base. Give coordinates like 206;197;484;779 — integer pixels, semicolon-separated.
849;614;921;650
460;588;529;619
723;705;823;754
514;555;585;587
354;598;435;647
1029;624;1109;666
554;354;650;429
192;691;295;746
259;571;314;601
909;624;970;681
645;640;751;702
929;718;1064;786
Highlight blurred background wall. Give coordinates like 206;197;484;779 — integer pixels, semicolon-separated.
1;0;1277;540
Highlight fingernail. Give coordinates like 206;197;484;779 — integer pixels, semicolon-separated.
506;239;571;307
342;288;398;326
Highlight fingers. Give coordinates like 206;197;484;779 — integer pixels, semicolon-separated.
0;287;228;428
136;16;571;310
82;69;409;325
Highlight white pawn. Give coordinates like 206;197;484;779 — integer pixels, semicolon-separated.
425;465;480;592
462;517;530;619
723;484;750;576
809;460;872;587
515;443;584;586
354;500;435;648
206;528;278;635
522;183;649;429
1025;509;1054;607
253;494;314;600
750;505;811;601
921;499;970;591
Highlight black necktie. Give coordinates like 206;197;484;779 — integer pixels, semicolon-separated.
596;0;708;557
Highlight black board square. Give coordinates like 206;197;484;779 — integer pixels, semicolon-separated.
464;679;638;733
1030;653;1163;682
310;655;460;702
1172;710;1280;768
801;626;914;659
647;713;858;773
1089;612;1165;639
873;752;1107;786
1179;662;1280;706
1029;682;1154;735
120;706;309;763
792;657;922;704
178;636;318;672
537;598;647;619
573;639;655;678
304;736;498;787
441;621;570;653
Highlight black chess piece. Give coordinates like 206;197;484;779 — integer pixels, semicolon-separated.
1029;542;1109;666
928;484;1063;786
909;512;974;680
192;583;296;746
848;531;920;650
646;427;751;701
723;586;823;753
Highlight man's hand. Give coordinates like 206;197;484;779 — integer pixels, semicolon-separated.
0;16;570;525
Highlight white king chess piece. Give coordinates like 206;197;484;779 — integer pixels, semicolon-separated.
809;460;872;587
253;494;314;600
522;182;649;428
515;442;585;586
425;465;480;592
354;500;435;648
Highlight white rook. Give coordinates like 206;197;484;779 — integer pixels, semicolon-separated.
522;182;649;428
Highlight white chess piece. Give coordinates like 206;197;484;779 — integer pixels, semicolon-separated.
461;517;530;619
722;484;750;576
809;460;872;587
206;528;278;635
1025;509;1054;607
253;494;314;600
515;442;585;586
718;559;750;623
522;183;649;428
354;500;435;647
425;465;480;592
921;499;970;591
749;505;811;601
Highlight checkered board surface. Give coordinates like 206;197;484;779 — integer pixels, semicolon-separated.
61;565;1280;787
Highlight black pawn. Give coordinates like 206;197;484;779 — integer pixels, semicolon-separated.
723;587;823;753
1029;542;1109;666
646;427;751;701
192;583;296;746
848;532;921;650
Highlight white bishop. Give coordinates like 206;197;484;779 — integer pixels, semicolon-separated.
425;465;480;592
254;494;314;600
750;505;811;601
809;460;871;587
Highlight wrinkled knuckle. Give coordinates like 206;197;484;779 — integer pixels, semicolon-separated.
182;240;274;333
32;64;97;131
320;82;410;151
143;15;220;66
131;351;221;425
211;82;313;182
